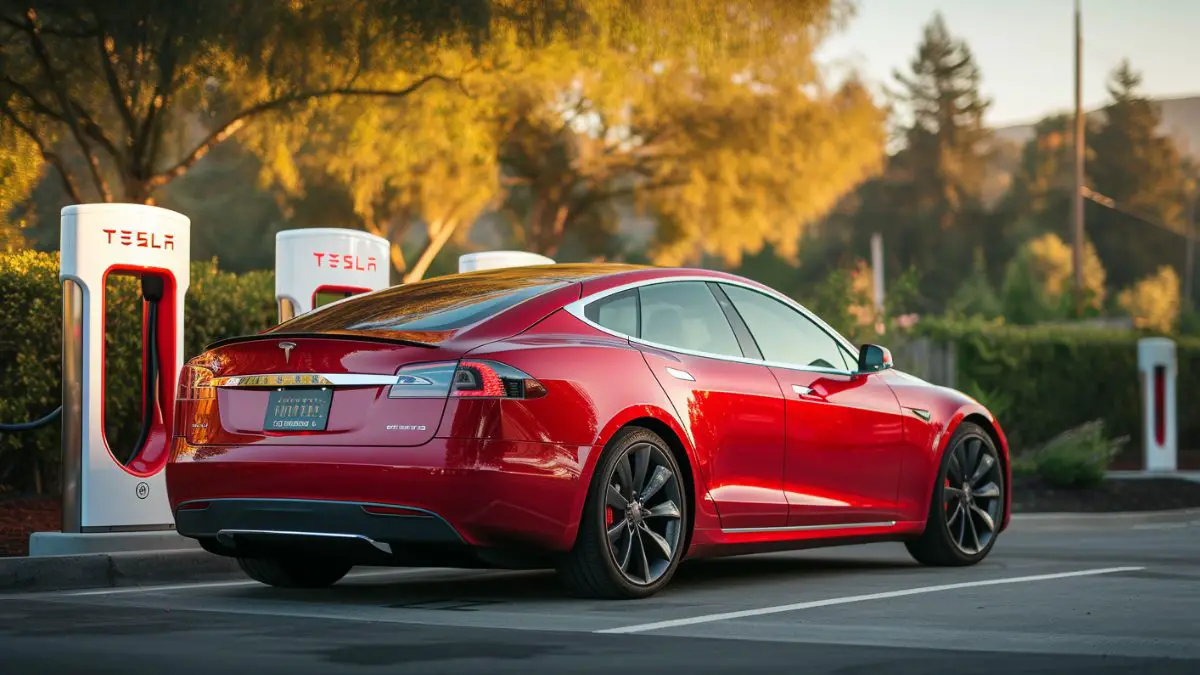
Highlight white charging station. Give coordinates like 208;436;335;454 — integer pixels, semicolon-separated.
30;204;192;556
458;250;555;273
275;228;390;322
1137;337;1178;472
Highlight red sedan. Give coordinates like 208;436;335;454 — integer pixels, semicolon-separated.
168;264;1011;598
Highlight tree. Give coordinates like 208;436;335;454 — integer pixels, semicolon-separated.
0;0;490;205
1001;232;1106;324
492;0;886;265
1118;266;1180;333
890;13;991;229
847;13;993;310
1088;60;1192;289
0;106;42;250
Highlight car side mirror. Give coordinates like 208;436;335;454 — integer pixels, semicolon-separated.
855;344;893;375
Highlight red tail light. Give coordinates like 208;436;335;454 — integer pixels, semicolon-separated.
388;359;546;399
178;364;215;400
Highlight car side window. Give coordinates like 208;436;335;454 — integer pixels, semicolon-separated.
584;289;640;337
638;281;744;358
720;284;851;370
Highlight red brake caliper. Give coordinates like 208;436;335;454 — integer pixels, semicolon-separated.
605;506;614;527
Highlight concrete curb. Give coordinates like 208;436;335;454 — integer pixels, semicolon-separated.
0;548;241;594
1010;507;1200;530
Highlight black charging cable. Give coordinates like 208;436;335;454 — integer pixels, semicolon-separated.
122;275;165;465
0;405;62;432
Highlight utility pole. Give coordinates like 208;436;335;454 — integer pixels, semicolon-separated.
1186;191;1197;312
1071;0;1086;316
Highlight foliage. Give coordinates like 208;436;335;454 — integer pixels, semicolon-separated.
0;0;493;204
0;111;42;251
800;258;920;343
1021;420;1126;489
946;248;1002;319
1001;233;1106;324
1118;266;1181;334
912;318;1200;453
1087;61;1194;289
807;13;994;314
0;251;275;494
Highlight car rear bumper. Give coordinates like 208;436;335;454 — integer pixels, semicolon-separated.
166;438;598;555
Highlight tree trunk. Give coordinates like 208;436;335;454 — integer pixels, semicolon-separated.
403;219;460;283
528;190;570;257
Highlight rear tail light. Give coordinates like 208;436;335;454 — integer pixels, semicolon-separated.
388;360;546;399
177;364;215;400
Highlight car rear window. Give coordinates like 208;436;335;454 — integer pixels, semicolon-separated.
266;274;567;335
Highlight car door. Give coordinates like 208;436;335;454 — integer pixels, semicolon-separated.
603;280;788;531
717;283;906;527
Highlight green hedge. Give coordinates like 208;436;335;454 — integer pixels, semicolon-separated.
0;251;275;494
912;318;1200;452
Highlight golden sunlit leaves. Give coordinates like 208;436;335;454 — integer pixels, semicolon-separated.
1119;266;1181;334
0;116;42;252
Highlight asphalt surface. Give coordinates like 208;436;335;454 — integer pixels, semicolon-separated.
2;516;1198;674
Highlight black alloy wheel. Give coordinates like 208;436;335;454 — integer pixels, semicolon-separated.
603;440;685;585
942;433;1003;555
905;422;1005;566
558;427;688;599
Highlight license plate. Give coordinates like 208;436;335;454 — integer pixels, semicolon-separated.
263;389;333;431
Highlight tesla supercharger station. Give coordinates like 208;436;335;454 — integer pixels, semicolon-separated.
30;204;191;555
1138;337;1177;472
459;250;555;273
275;228;390;322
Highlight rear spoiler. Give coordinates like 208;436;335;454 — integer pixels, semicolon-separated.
204;331;440;352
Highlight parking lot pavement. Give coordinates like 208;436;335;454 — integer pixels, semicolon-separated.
1;519;1198;674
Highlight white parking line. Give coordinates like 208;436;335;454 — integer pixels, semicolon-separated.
597;566;1144;634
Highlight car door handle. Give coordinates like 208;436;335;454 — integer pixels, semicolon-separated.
665;367;695;381
792;384;815;396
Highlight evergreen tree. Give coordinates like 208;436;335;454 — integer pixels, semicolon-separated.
1088;60;1191;290
872;13;994;310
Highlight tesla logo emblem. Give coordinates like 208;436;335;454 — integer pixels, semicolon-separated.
279;341;296;363
102;229;175;250
312;252;377;271
135;482;149;500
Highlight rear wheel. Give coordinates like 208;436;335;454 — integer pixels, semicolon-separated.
906;422;1005;566
236;556;353;588
558;427;688;599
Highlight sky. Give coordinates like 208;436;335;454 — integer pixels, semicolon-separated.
816;0;1200;127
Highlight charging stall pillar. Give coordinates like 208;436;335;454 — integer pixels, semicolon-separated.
458;250;556;273
1138;337;1177;472
275;228;390;322
30;204;192;556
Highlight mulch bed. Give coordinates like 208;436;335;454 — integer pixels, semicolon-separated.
1012;476;1200;513
0;495;59;557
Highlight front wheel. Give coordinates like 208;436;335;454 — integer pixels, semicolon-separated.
558;427;688;599
905;422;1005;566
236;556;353;588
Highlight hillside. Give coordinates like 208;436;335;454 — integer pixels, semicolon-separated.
994;95;1200;158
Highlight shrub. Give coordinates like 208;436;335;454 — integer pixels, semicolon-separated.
1118;266;1181;334
1021;420;1126;489
0;251;276;494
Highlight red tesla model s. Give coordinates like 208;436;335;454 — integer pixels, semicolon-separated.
167;263;1010;598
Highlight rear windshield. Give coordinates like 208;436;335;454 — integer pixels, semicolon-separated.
266;274;567;335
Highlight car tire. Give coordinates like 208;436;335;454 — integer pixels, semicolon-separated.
906;421;1005;567
558;426;689;599
236;556;353;588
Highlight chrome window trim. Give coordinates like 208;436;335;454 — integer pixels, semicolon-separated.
563;275;863;376
722;520;896;534
212;373;403;388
